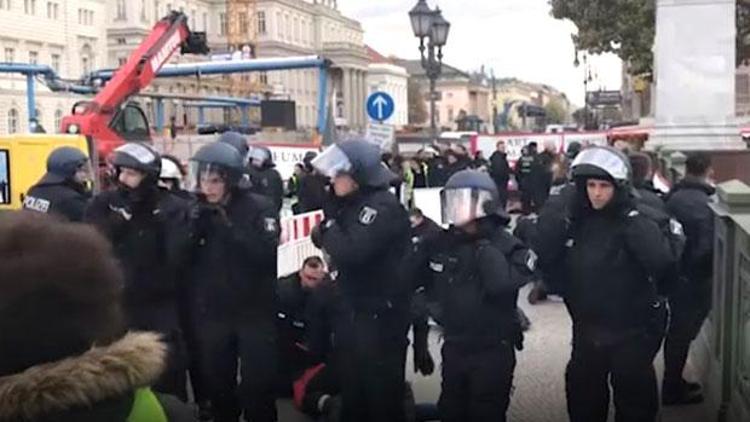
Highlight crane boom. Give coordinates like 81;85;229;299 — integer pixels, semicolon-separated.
61;11;208;160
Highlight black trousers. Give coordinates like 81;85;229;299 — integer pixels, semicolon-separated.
566;322;665;422
664;277;712;387
439;341;516;422
336;310;409;422
192;317;278;422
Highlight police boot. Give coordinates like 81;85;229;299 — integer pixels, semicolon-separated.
320;395;342;422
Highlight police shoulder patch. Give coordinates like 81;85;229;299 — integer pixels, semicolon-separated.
358;206;378;225
23;196;50;213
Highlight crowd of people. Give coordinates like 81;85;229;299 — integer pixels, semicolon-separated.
0;129;717;422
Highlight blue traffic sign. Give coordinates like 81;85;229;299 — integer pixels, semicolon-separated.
366;92;395;122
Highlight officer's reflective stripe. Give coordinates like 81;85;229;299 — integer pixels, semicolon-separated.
23;196;50;213
429;261;444;272
127;388;168;422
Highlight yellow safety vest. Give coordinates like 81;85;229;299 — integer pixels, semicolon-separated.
127;388;168;422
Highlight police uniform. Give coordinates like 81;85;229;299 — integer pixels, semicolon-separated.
85;143;191;401
417;170;531;422
247;146;285;213
310;140;412;422
24;146;91;222
185;142;280;422
535;146;678;422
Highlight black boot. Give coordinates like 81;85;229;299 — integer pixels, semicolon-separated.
662;380;704;406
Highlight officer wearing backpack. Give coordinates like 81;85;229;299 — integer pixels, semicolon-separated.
411;169;535;422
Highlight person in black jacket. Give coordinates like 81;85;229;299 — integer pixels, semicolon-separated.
310;140;412;422
184;142;280;422
516;144;536;214
535;146;677;422
0;212;195;422
662;152;716;405
23;146;92;221
629;152;666;212
411;170;532;422
489;140;511;209
85;142;191;401
296;152;328;214
247;145;285;213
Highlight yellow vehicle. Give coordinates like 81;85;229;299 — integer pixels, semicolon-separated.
0;134;92;210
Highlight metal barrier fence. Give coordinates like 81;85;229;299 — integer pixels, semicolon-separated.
693;180;750;422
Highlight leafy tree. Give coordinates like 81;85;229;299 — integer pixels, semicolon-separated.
407;78;427;125
544;99;568;124
550;0;750;76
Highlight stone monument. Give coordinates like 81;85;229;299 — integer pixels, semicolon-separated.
649;0;746;151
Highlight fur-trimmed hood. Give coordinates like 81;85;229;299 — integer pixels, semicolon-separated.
0;332;166;421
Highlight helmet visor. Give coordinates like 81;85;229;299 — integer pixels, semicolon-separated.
441;188;495;226
186;162;229;193
571;147;630;181
311;145;352;179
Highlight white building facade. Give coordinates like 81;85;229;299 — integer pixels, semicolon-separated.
0;0;107;134
366;63;408;128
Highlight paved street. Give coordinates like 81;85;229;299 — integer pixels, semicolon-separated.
281;285;712;422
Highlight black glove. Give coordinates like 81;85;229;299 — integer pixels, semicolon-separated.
311;221;327;249
413;341;435;376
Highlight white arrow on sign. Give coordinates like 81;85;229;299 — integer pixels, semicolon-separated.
373;95;388;120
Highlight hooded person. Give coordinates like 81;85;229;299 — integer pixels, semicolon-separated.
246;145;285;213
23;146;93;222
0;211;195;422
85;142;192;401
407;169;533;422
534;146;678;422
309;140;412;422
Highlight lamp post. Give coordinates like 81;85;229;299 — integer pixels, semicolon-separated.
409;0;450;141
575;52;594;129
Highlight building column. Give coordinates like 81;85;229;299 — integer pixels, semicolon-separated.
349;69;357;128
358;70;366;127
353;70;360;128
342;68;352;126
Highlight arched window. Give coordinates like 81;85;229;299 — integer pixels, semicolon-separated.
80;44;93;75
54;108;63;131
7;109;19;134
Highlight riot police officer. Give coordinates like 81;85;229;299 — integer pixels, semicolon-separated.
415;170;531;422
516;144;536;214
24;146;92;222
85;142;191;400
218;130;250;157
185;142;280;422
309;140;412;422
535;146;677;422
247;145;284;213
159;155;191;200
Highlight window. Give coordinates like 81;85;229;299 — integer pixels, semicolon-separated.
50;53;60;72
285;14;290;39
202;12;207;32
24;0;35;14
47;2;59;19
293;17;299;42
115;0;126;20
259;71;268;85
257;11;266;35
239;13;248;35
4;48;14;62
165;3;170;14
276;12;282;37
141;0;146;22
190;9;195;29
219;13;226;36
118;57;127;66
81;56;90;74
448;107;454;122
28;51;37;64
117;37;127;45
153;0;159;22
54;108;62;130
7;109;18;134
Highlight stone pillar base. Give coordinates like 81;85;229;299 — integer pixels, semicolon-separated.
648;122;746;152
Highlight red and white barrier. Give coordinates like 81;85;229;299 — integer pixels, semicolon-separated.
278;210;325;277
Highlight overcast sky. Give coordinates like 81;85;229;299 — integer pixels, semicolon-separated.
338;0;622;108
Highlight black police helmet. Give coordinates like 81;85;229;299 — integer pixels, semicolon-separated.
218;131;249;158
111;142;161;178
40;147;89;184
303;151;318;171
566;141;582;160
337;140;396;188
444;169;510;222
190;142;245;187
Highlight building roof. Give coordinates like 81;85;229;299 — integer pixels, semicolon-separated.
392;58;469;79
366;45;391;64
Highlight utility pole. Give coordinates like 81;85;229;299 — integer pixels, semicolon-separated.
491;68;498;134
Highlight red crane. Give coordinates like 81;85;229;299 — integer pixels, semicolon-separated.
61;11;208;161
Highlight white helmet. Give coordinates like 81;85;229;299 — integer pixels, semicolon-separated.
160;157;183;182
